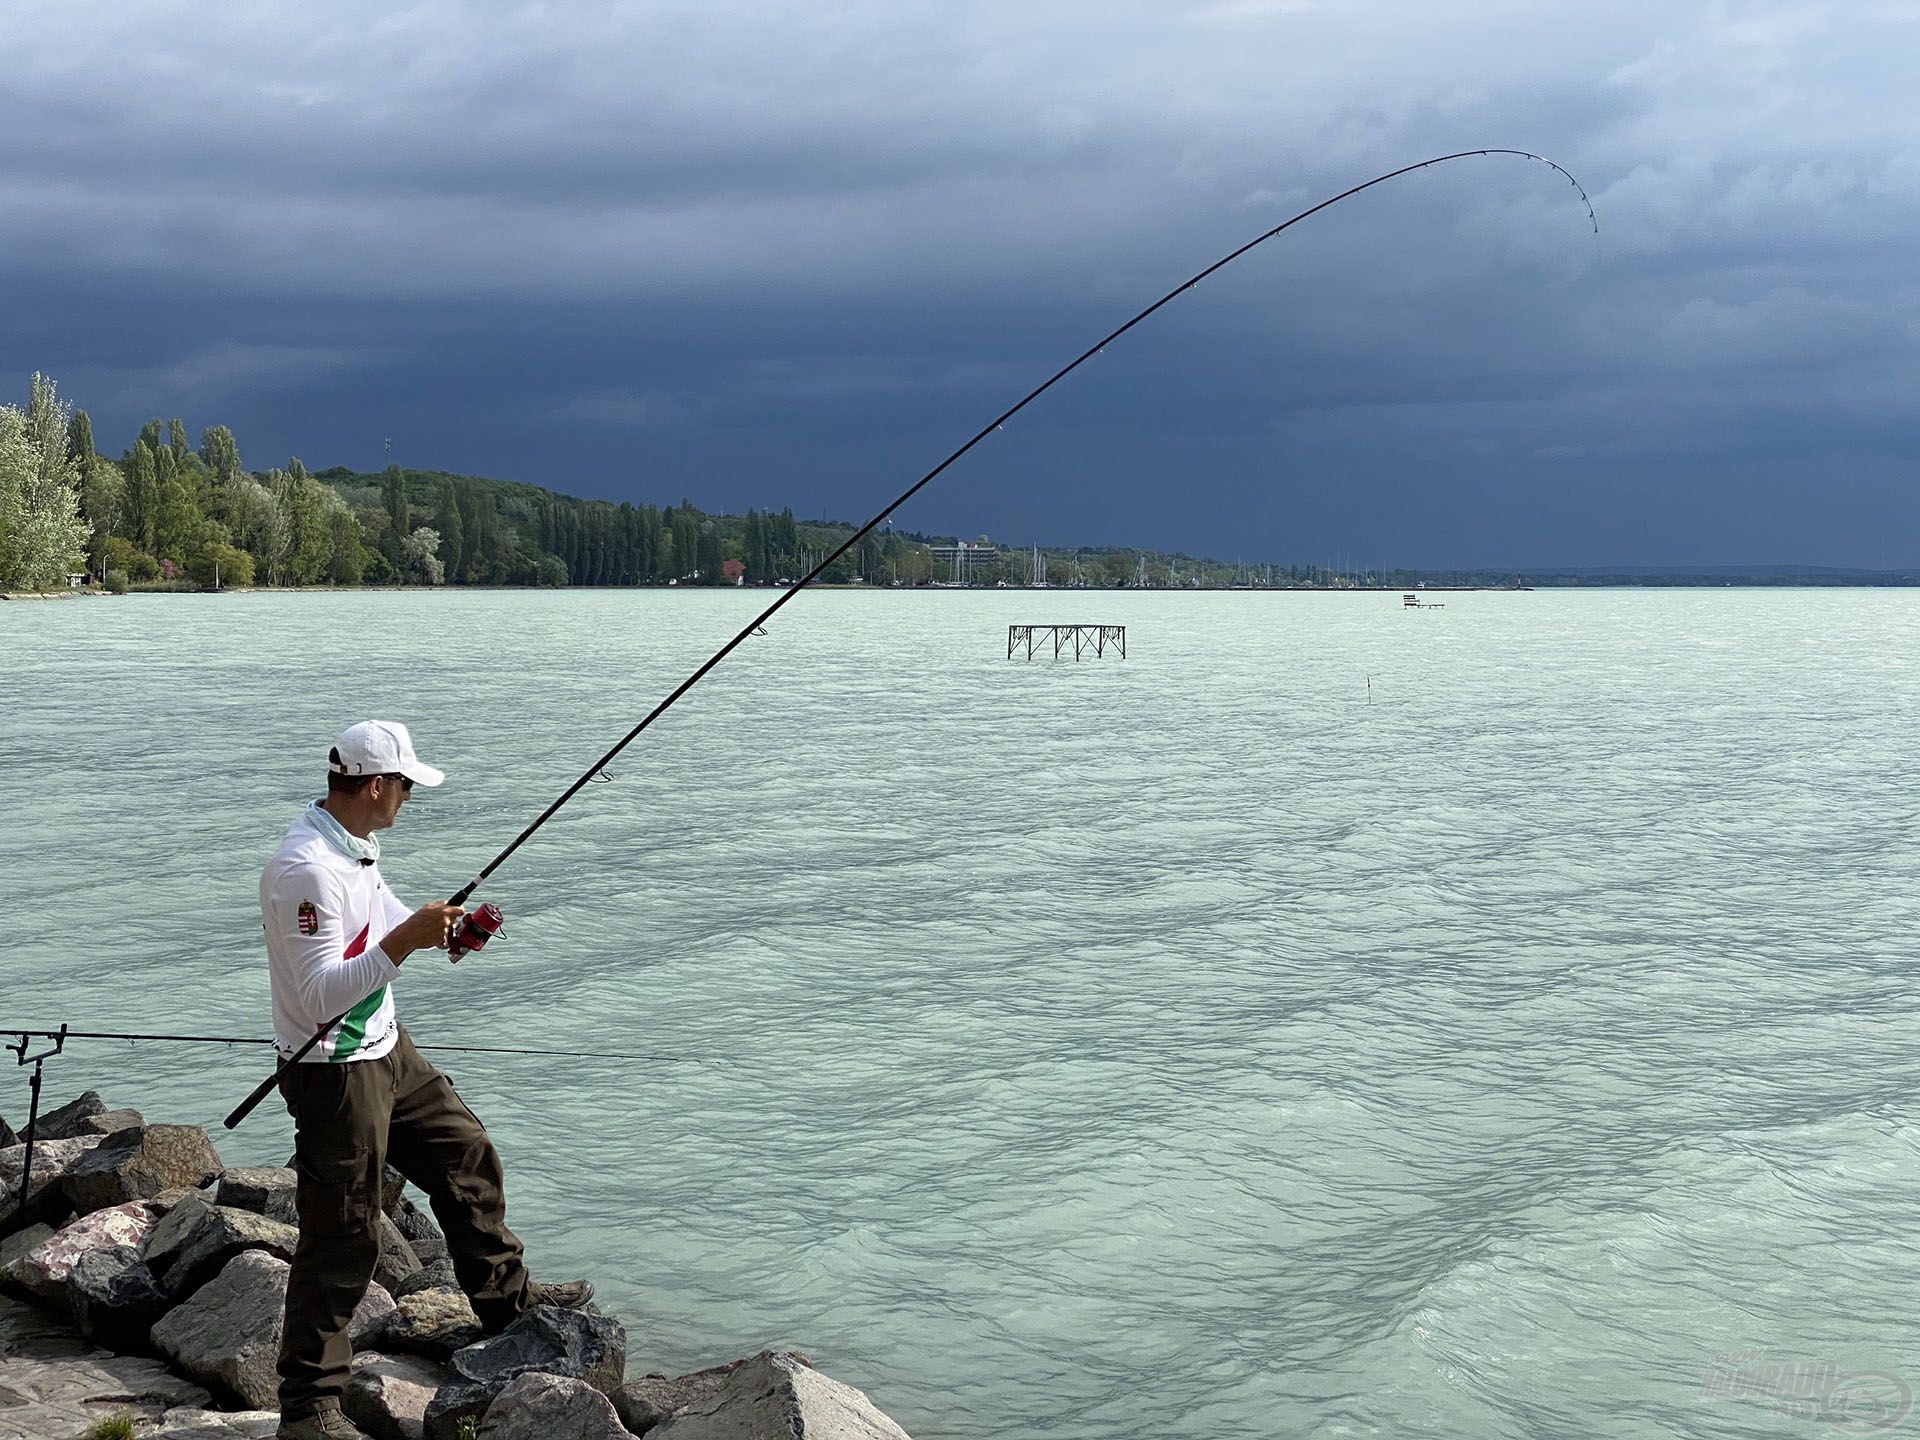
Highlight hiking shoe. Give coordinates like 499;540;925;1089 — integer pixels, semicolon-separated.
277;1407;368;1440
528;1278;595;1310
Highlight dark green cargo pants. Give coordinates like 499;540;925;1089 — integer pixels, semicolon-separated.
276;1025;531;1418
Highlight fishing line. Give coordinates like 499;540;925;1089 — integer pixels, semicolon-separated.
214;148;1594;1128
3;1026;697;1064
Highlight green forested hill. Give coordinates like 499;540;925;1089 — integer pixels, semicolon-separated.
18;373;1905;593
7;371;1306;592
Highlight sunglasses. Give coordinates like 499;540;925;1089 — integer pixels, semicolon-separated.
382;773;415;794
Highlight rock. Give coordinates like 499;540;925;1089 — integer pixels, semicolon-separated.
24;1089;106;1140
68;1242;171;1354
613;1362;740;1437
0;1114;16;1148
385;1286;483;1360
0;1134;105;1188
217;1164;299;1224
0;1221;53;1283
144;1187;214;1273
146;1182;204;1218
62;1123;223;1215
346;1350;446;1440
609;1352;816;1437
152;1250;394;1409
0;1134;107;1229
76;1106;145;1136
375;1210;424;1293
382;1164;408;1215
394;1200;449;1267
0;1291;212;1436
477;1370;628;1440
146;1407;284;1438
395;1257;458;1298
394;1198;444;1246
423;1306;626;1440
153;1202;300;1300
12;1198;157;1302
650;1351;912;1440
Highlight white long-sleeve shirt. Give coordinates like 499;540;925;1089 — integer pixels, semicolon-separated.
261;807;410;1063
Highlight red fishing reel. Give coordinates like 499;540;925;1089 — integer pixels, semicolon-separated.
447;903;504;963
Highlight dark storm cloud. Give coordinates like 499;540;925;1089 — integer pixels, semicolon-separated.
3;0;1917;566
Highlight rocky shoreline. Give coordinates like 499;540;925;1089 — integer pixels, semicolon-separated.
2;1090;913;1439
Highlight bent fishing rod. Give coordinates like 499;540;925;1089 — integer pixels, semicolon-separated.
224;148;1595;1130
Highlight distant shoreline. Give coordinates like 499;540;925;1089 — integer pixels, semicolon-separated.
14;579;1920;601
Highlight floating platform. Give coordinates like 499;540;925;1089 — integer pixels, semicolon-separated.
1403;593;1445;610
1009;624;1126;660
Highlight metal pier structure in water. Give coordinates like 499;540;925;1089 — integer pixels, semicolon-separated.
1008;624;1127;660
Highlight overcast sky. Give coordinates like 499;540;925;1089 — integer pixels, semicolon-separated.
5;1;1917;567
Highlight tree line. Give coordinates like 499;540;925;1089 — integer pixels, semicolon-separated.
6;371;1592;596
0;373;866;591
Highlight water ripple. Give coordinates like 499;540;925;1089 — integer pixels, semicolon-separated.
4;588;1919;1439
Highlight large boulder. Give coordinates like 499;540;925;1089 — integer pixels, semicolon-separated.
62;1123;222;1215
395;1257;459;1298
144;1187;214;1268
152;1250;395;1409
422;1306;626;1440
0;1220;54;1288
152;1202;300;1299
146;1407;283;1438
611;1356;785;1437
24;1089;106;1140
0;1291;212;1434
375;1210;424;1293
478;1370;629;1440
384;1286;483;1360
11;1198;158;1303
394;1198;449;1267
217;1165;299;1225
77;1106;146;1137
650;1352;912;1440
346;1349;447;1440
0;1133;106;1229
69;1241;171;1353
0;1113;17;1148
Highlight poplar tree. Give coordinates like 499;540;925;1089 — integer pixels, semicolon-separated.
697;525;722;585
616;502;636;584
199;425;240;484
456;484;481;582
68;409;93;466
381;465;408;559
152;446;199;564
124;442;159;551
434;476;464;582
169;419;190;464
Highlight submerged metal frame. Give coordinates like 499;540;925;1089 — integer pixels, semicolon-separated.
1008;624;1127;660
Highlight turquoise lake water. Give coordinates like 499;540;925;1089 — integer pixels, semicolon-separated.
3;588;1918;1437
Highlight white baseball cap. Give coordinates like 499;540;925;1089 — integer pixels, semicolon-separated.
328;720;446;788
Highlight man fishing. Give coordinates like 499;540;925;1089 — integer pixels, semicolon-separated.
260;719;591;1440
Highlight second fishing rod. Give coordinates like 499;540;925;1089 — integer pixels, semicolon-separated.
225;147;1595;1130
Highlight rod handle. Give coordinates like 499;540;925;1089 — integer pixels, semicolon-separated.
224;1017;336;1129
223;1068;281;1130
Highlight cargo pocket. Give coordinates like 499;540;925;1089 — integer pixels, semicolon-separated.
292;1143;377;1237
